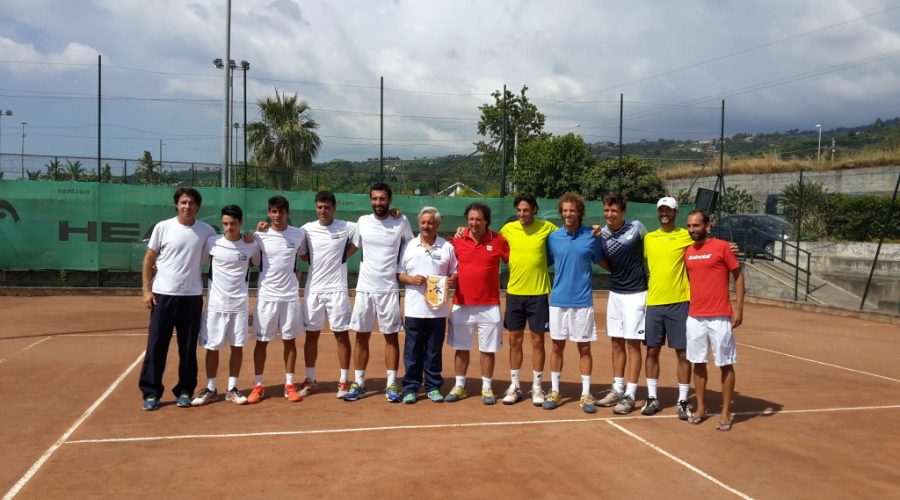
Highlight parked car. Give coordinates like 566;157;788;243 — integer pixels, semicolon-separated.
710;214;791;260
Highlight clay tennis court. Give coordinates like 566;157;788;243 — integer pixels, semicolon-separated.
1;293;898;499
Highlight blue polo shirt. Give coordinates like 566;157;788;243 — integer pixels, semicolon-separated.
547;225;603;308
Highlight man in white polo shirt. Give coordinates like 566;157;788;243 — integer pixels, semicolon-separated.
247;195;308;404
344;183;414;402
139;187;217;411
192;205;261;406
301;190;359;399
398;206;458;403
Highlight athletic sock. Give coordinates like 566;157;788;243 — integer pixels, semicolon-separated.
613;377;625;394
285;373;295;385
625;382;638;399
339;368;349;383
355;370;366;385
533;371;543;390
510;369;521;388
254;374;263;387
207;378;217;391
551;372;561;393
481;377;492;391
581;374;591;395
455;375;466;388
647;378;659;399
305;367;315;381
386;370;397;387
227;376;238;391
678;383;690;402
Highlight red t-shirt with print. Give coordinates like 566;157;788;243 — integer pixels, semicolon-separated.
685;237;740;317
452;228;510;305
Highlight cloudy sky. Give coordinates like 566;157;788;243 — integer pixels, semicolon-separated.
1;0;899;173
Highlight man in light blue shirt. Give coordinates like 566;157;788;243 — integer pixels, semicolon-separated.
542;192;604;414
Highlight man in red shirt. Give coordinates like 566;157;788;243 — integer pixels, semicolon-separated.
684;210;745;431
446;202;510;405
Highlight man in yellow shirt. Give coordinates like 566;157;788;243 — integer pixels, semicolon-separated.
499;194;557;406
641;196;694;418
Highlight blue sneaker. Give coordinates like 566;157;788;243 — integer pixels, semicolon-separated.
343;382;367;401
403;392;418;404
427;390;444;403
176;393;192;408
142;396;159;411
481;388;497;405
580;394;598;414
385;383;402;403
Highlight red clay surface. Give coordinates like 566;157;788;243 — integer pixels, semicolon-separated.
1;295;898;499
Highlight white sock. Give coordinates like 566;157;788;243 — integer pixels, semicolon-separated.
207;378;217;391
254;374;263;387
455;375;466;388
581;374;591;395
305;367;315;381
339;368;349;382
551;372;561;392
510;369;521;388
678;383;690;402
613;377;625;394
625;382;638;399
647;378;659;399
285;373;295;385
386;370;397;386
227;376;238;391
533;371;543;389
355;370;366;385
481;377;492;390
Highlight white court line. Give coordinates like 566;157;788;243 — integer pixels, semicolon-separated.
606;420;753;499
3;351;145;500
64;403;900;445
0;337;50;365
65;334;145;337
739;342;900;383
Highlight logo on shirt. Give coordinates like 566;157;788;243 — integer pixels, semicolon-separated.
285;240;296;249
688;254;712;260
330;231;343;240
486;245;493;251
238;252;248;261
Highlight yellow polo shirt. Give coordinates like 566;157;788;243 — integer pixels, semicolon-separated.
643;227;693;305
500;219;557;295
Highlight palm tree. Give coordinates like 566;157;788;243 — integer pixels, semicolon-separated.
246;90;321;190
64;159;85;181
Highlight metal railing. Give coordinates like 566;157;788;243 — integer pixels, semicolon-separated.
743;226;812;300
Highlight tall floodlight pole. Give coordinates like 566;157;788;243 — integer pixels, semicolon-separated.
500;84;508;197
221;0;232;188
380;76;384;183
815;124;822;164
98;55;102;178
241;60;249;187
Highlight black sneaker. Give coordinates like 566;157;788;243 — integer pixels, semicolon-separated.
641;397;660;416
676;400;693;421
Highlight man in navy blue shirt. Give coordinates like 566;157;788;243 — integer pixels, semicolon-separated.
596;193;651;415
542;192;604;414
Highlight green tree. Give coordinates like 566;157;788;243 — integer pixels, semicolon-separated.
581;156;666;202
721;186;760;214
675;188;693;205
134;151;159;185
64;159;85;181
96;163;116;183
246;89;322;191
781;179;830;239
513;134;594;198
44;159;63;180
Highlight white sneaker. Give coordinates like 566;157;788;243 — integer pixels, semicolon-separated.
225;387;248;405
502;385;523;405
529;387;546;407
191;388;218;406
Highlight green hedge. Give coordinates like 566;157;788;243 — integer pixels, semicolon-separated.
825;194;900;241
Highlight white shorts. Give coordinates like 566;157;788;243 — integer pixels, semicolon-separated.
686;316;737;367
448;304;502;353
200;309;248;350
349;291;402;334
254;299;305;341
606;291;646;340
306;291;352;332
549;306;598;342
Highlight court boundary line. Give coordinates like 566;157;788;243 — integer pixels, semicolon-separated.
0;337;50;365
738;342;900;383
606;420;752;499
64;403;900;445
2;351;145;500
